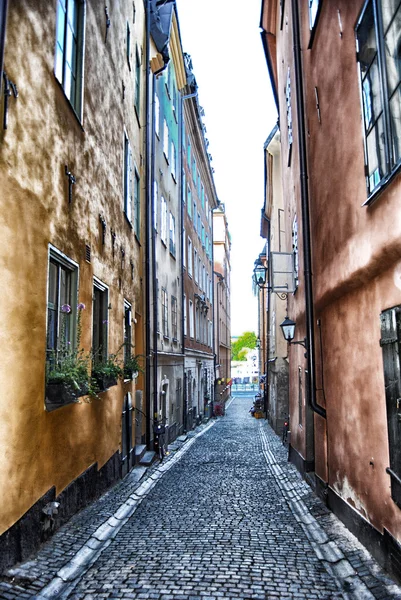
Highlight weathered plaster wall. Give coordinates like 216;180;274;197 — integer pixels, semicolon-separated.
300;0;401;539
0;1;145;534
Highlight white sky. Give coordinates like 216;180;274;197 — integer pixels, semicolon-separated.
176;0;278;337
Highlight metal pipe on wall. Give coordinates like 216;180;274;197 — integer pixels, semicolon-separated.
291;0;326;420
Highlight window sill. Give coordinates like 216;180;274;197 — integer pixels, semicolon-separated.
363;163;401;207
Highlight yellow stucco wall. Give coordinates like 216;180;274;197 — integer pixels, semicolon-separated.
0;1;146;534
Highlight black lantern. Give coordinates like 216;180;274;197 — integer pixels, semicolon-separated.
253;261;268;288
280;316;307;351
280;316;296;342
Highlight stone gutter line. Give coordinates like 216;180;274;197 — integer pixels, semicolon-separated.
258;423;375;600
32;420;216;600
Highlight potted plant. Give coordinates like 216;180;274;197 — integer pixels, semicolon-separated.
91;353;124;393
45;303;90;411
123;351;143;380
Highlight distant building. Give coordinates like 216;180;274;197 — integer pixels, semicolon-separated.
181;54;218;428
213;204;232;405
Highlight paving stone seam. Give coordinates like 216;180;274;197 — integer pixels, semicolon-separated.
30;421;216;600
258;422;375;600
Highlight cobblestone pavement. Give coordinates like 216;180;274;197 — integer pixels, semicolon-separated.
1;397;401;600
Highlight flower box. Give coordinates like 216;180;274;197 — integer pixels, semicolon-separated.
45;381;88;412
92;374;118;393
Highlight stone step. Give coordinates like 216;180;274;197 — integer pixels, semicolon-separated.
139;451;156;466
135;444;147;464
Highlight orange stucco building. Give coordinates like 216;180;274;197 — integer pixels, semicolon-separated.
261;0;401;579
0;0;146;569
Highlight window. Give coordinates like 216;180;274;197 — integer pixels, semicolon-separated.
189;299;194;338
126;22;131;68
161;288;168;337
183;171;186;204
134;168;140;240
192;156;197;182
46;248;78;359
380;306;401;507
54;0;85;118
169;212;176;256
285;67;293;163
92;280;108;364
171;296;178;340
124;133;133;223
171;139;177;180
183;232;186;269
163;119;169;160
194;249;198;283
193;201;197;223
161;196;167;245
188;238;193;276
356;0;401;199
124;301;132;368
153;180;158;231
195;305;200;341
155;94;160;138
135;46;141;116
197;213;201;238
292;215;299;289
308;0;321;30
187;186;192;217
197;171;201;196
187;138;191;166
183;294;187;336
201;225;205;247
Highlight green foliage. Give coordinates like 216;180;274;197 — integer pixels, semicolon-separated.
46;304;90;393
123;351;144;380
231;331;257;361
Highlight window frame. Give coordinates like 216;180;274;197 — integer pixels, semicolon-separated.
54;0;86;120
161;287;168;338
161;196;167;245
134;166;140;240
356;0;401;203
124;132;133;224
92;278;109;364
171;295;178;340
307;0;323;49
134;45;141;117
46;246;79;360
169;212;176;257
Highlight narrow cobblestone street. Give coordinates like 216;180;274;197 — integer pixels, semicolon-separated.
1;397;401;600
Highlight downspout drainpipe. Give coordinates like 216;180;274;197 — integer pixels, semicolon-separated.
145;0;152;447
151;73;158;434
291;0;326;420
180;93;186;432
265;223;271;419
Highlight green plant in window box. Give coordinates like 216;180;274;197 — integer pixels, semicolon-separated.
123;349;144;381
91;352;124;393
45;303;90;411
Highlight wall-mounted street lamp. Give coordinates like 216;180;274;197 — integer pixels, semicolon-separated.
253;260;268;289
280;316;307;352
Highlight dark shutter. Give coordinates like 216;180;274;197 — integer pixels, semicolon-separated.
380;307;401;507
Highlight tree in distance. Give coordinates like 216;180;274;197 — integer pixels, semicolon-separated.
231;331;257;361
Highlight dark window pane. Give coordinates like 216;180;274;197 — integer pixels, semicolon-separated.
390;86;401;165
366;115;386;190
381;0;401;31
384;4;401;97
357;1;377;74
362;57;383;131
48;261;58;308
